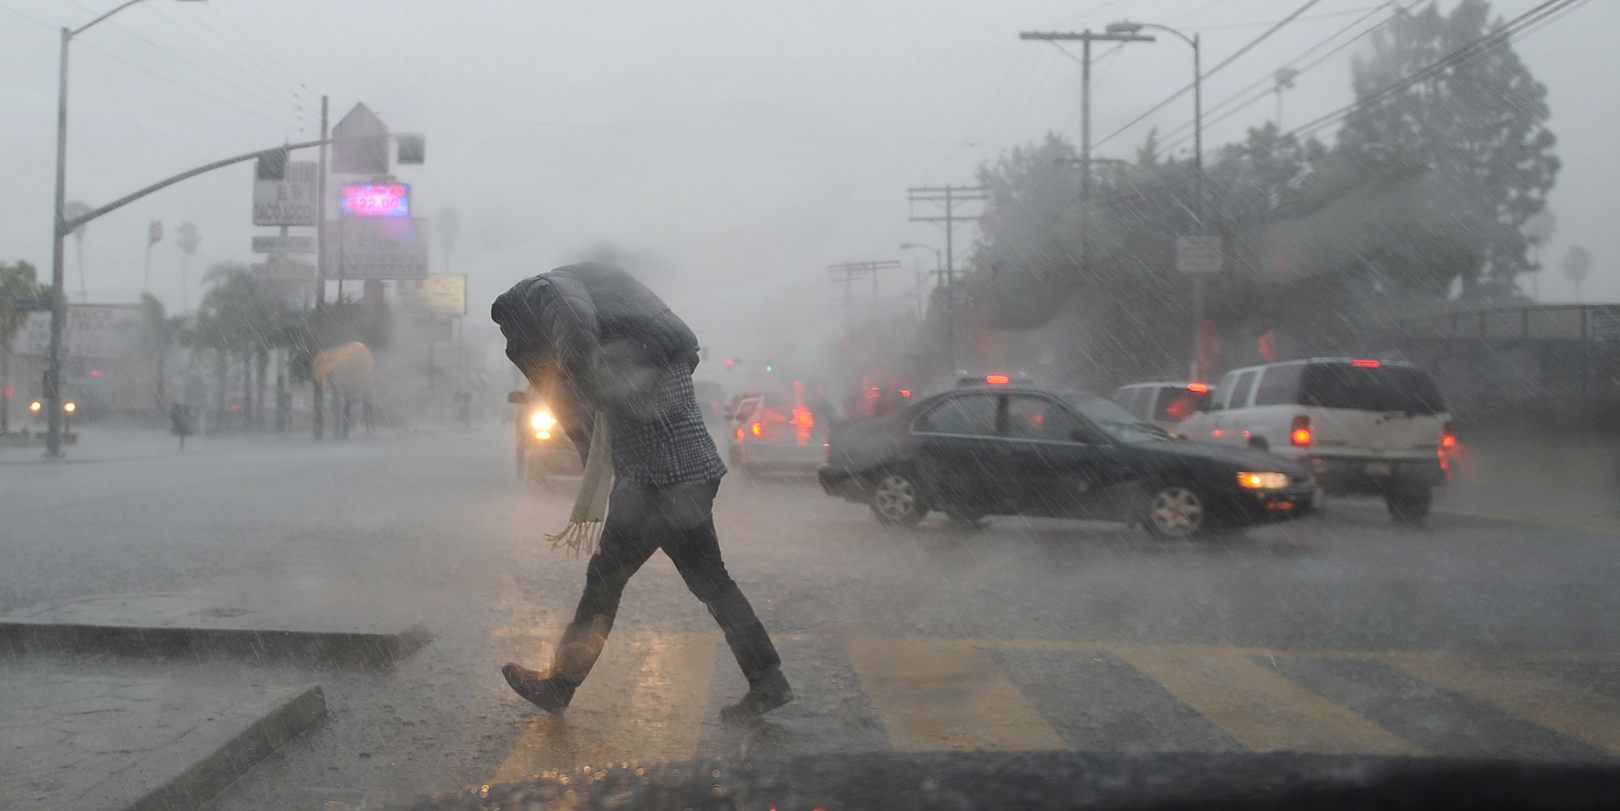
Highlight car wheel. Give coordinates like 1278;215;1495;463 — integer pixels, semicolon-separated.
871;471;928;526
1143;483;1208;539
1386;485;1432;524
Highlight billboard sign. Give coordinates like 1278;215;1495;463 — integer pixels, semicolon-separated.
327;217;430;280
340;183;410;218
15;305;144;359
403;274;467;316
251;161;318;226
250;256;317;281
251;235;316;254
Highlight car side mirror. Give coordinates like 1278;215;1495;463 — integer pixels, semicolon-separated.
507;391;530;405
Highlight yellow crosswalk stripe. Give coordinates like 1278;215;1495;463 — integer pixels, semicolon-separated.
1112;645;1422;755
491;632;716;782
843;636;1068;752
1382;652;1620;756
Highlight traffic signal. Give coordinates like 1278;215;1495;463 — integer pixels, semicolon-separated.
397;133;426;165
255;146;289;180
725;357;736;370
764;363;774;373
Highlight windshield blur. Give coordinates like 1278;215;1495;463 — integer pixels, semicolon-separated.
3;1;1618;808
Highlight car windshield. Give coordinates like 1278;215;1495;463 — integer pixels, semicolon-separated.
1064;392;1171;443
1299;364;1447;414
3;1;1611;807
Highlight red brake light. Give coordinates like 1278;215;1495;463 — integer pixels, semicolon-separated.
1290;415;1312;447
1351;358;1381;368
1441;422;1456;451
1186;382;1210;393
789;407;815;429
899;389;912;398
985;374;1011;385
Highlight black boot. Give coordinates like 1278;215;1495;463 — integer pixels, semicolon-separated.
501;663;575;715
720;667;793;721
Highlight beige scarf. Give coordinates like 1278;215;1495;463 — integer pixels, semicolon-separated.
545;413;613;557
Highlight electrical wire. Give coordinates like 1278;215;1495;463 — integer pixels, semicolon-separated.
1157;0;1427;153
1093;0;1329;151
1286;0;1581;140
1159;1;1409;144
148;4;313;120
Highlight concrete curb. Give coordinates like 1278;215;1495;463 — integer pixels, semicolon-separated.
0;621;433;669
123;684;326;811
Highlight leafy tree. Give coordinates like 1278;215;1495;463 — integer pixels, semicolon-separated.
139;293;186;412
1337;0;1559;297
199;263;275;429
1;260;48;433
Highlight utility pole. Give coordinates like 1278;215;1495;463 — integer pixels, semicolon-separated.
1018;29;1153;297
826;261;902;314
312;95;329;441
908;186;986;371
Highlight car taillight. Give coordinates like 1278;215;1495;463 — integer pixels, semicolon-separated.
750;421;763;437
1290;415;1312;447
985;374;1010;385
1441;422;1456;451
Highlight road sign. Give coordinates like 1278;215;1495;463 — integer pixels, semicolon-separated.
340;183;410;218
15;305;143;359
332;103;390;175
1176;235;1224;275
251;235;316;254
403;274;467;316
250;255;317;281
326;217;430;280
251;161;318;226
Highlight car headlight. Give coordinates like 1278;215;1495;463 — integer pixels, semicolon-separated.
528;410;557;432
1236;471;1290;490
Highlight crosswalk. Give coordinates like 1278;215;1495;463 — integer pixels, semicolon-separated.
486;627;1620;781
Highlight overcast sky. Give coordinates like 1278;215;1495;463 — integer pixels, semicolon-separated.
1;0;1614;361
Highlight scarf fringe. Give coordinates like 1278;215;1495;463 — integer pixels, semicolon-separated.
545;520;604;558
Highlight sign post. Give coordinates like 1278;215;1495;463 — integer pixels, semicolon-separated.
1176;235;1224;380
251;161;318;227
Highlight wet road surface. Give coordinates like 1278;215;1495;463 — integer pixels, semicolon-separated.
5;426;1619;808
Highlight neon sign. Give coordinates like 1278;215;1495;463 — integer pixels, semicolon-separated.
340;183;410;218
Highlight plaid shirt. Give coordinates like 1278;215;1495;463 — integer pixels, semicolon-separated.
608;366;727;487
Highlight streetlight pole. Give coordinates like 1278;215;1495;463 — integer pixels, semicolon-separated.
1107;19;1207;379
44;0;206;458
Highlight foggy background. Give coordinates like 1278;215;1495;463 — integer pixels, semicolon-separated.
1;0;1614;364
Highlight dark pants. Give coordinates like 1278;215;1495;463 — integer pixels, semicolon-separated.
552;478;781;687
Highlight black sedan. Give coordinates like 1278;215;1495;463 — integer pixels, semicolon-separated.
818;379;1317;538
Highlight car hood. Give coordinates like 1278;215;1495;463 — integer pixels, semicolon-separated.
1130;439;1309;476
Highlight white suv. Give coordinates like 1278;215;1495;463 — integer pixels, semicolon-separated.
1179;358;1454;522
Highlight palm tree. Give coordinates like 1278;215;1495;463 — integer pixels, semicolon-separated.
175;221;201;313
1;260;47;434
199;263;275;430
139;293;187;413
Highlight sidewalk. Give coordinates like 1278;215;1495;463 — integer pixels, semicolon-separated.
1437;432;1620;534
0;657;323;811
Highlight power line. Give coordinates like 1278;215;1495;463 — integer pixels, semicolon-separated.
1162;1;1405;142
148;4;313;119
1188;4;1391;32
1159;0;1424;152
1287;0;1581;140
185;4;318;98
79;7;306;122
1093;0;1328;151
